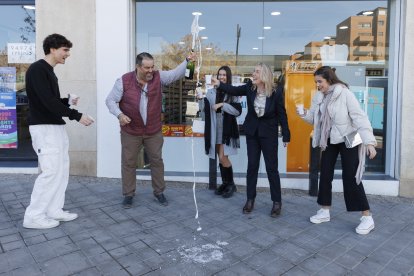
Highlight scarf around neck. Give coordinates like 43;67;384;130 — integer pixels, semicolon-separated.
319;86;335;151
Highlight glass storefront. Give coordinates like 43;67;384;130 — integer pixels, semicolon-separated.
136;0;389;173
0;2;37;163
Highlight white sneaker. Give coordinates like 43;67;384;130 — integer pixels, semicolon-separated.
310;208;330;224
48;211;78;222
356;215;375;235
23;217;60;229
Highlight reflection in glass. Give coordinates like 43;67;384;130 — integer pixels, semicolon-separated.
136;1;388;173
0;5;36;162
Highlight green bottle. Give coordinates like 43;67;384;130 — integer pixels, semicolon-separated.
185;60;195;79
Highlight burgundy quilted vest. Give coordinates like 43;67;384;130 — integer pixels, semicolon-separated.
119;70;162;136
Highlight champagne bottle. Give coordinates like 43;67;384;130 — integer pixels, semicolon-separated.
185;60;195;79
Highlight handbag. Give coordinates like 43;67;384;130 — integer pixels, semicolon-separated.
344;131;362;148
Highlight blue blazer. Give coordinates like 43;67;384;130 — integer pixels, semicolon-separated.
219;82;290;142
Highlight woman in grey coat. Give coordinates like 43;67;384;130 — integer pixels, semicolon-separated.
298;66;377;235
200;66;241;198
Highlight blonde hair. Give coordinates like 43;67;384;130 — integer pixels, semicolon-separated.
252;63;274;97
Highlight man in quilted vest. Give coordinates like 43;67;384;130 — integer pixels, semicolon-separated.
106;51;196;208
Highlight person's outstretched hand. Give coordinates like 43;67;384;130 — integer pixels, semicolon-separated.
211;77;220;88
79;114;94;126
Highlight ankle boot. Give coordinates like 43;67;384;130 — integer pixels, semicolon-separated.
270;201;282;217
215;163;228;195
222;166;237;198
243;199;255;214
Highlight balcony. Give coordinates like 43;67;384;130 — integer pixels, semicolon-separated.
353;56;374;61
353;46;374;55
354;35;374;45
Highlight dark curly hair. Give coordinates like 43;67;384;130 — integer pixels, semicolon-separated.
43;34;72;55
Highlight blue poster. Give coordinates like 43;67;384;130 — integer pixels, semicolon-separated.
0;67;17;149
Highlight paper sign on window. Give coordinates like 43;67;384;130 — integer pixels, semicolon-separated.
7;43;36;64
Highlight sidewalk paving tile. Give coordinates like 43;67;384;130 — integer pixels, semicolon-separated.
1;173;414;275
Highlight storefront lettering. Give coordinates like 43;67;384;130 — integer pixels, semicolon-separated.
287;61;320;73
296;62;319;71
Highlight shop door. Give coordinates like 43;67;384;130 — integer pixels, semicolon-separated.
284;61;320;172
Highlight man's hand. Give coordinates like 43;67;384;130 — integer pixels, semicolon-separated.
79;114;94;126
187;51;197;62
118;113;131;126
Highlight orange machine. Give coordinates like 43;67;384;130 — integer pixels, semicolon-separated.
284;61;321;172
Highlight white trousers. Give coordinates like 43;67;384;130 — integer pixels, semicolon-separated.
24;125;70;220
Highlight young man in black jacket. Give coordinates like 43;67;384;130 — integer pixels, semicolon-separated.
23;34;94;229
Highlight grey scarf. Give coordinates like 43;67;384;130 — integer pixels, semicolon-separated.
319;88;334;151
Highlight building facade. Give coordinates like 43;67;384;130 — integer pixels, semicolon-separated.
1;0;413;197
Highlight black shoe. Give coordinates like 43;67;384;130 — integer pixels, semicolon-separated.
222;184;236;198
215;184;228;195
215;164;228;195
270;202;282;217
154;193;168;206
122;196;133;209
243;199;255;214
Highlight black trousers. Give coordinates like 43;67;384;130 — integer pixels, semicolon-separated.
246;133;281;202
317;140;370;212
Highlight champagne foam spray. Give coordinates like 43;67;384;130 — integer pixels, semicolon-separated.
191;12;203;87
190;11;203;233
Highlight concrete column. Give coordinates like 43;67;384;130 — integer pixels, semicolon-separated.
36;0;97;176
96;0;132;178
400;0;414;197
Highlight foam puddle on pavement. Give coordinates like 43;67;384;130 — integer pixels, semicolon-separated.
177;241;229;264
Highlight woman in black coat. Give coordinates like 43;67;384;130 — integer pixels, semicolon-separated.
212;63;290;217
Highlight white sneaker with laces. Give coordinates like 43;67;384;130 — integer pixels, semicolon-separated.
48;210;78;222
310;208;330;224
356;215;374;235
23;217;60;229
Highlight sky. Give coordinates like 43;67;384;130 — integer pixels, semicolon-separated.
136;1;387;56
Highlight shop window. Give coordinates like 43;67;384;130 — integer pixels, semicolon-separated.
135;0;389;173
0;3;36;163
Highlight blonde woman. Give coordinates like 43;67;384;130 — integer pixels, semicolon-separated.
212;63;290;217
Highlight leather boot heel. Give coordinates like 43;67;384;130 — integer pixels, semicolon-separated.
243;199;255;214
270;202;282;217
